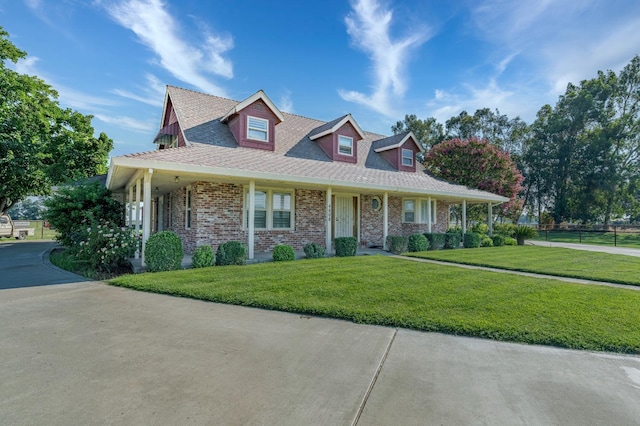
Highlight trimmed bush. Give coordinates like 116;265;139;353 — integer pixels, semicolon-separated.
215;241;247;266
386;235;408;254
145;231;183;272
513;225;538;245
273;244;295;261
407;233;428;252
303;242;325;259
335;237;358;257
192;245;214;268
504;237;517;246
463;232;481;248
492;234;506;247
480;235;494;247
494;223;516;237
444;231;461;249
470;223;489;235
424;233;446;250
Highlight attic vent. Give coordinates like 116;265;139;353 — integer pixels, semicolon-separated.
253;103;264;110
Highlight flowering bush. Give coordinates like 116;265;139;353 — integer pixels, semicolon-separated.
71;219;137;272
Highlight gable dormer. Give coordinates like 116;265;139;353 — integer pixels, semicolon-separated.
154;93;186;149
220;90;284;151
373;132;423;172
308;114;365;163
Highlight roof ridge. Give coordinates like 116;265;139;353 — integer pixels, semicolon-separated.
167;85;240;104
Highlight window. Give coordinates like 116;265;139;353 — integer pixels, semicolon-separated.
420;199;437;224
403;200;415;223
402;148;414;166
245;189;293;230
272;192;292;228
338;135;353;156
185;187;192;229
247;116;268;141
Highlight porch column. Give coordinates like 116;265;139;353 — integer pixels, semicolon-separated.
248;179;255;260
326;187;332;252
134;179;141;259
141;169;153;266
487;203;493;236
427;196;432;233
383;192;388;250
128;185;134;229
462;200;467;235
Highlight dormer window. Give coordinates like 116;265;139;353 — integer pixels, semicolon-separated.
402;148;414;166
247;116;268;142
338;135;353;156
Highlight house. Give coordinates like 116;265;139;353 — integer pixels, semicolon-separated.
106;86;508;262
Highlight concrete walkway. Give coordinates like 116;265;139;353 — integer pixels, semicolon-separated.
528;239;640;257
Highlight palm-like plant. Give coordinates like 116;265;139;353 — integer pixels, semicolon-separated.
513;225;538;246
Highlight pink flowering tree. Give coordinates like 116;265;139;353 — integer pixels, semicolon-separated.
423;138;524;222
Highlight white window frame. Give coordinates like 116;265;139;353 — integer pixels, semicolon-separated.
420;199;437;224
401;148;414;166
247;116;269;142
185;186;192;229
404;198;438;224
403;199;415;223
338;135;353;156
244;187;295;231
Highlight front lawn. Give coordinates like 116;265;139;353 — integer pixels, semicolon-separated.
406;246;640;286
110;256;640;353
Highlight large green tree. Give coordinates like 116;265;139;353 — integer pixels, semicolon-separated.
391;114;445;150
0;26;112;214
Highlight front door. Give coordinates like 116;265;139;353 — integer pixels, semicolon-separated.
334;196;354;238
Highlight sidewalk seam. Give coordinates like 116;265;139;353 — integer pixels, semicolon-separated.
351;327;398;426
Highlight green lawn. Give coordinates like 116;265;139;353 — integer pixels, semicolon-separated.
406;246;640;286
110;255;640;354
533;230;640;248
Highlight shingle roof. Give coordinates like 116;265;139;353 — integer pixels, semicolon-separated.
110;86;508;202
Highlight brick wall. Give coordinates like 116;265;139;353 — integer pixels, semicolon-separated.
360;194;384;247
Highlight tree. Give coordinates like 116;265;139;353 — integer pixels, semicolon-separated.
391;114;445;150
423;138;524;222
7;198;45;220
0;26;112;214
44;181;124;247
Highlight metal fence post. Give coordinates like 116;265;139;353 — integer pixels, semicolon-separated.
614;226;617;247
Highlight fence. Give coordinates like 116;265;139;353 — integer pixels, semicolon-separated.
11;220;57;240
534;224;640;248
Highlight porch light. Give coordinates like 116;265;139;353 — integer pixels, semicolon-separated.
174;176;180;183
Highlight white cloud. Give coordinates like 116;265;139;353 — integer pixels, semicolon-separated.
104;0;233;96
93;113;156;133
339;0;429;117
113;73;166;106
279;90;294;113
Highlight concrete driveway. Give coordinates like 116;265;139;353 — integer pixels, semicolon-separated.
1;243;640;425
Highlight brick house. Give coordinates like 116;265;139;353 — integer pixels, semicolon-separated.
106;86;508;262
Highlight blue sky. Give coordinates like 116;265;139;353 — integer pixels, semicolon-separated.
2;0;639;158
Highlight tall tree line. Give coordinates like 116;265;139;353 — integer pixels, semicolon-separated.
393;55;640;225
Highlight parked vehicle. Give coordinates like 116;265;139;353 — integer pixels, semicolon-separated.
0;215;35;240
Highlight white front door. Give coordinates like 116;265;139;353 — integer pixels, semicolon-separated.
334;196;354;238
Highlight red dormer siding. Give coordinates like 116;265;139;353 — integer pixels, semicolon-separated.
315;122;361;164
379;145;419;172
227;100;277;151
158;97;185;148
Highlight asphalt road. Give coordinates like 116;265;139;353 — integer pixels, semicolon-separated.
0;241;87;289
1;242;640;425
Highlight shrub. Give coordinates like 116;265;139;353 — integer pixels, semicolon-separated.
480;235;494;247
494;223;516;237
71;218;137;272
463;232;481;248
335;237;358;257
303;242;325;259
407;233;428;252
192;245;214;268
44;181;125;247
513;225;538;245
145;231;183;272
424;233;446;250
386;235;408;254
215;241;247;266
504;237;517;246
273;244;295;261
470;223;489;235
444;230;461;249
492;234;506;247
